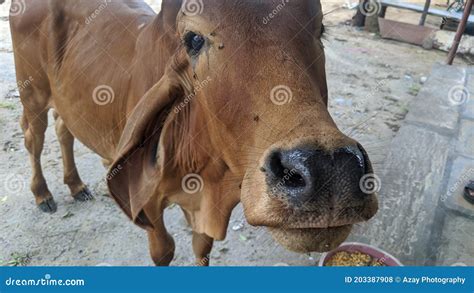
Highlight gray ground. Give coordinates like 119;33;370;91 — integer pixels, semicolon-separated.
0;0;470;266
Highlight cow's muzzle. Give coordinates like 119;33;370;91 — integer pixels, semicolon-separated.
241;138;378;253
263;144;370;210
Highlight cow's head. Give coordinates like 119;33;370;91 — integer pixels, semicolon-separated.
108;0;378;254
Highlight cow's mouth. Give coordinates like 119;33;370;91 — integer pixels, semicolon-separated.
268;225;353;253
242;195;378;252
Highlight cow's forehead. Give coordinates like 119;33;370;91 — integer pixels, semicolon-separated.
180;0;323;26
178;0;323;41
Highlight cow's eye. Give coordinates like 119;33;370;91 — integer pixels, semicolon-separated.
184;32;205;56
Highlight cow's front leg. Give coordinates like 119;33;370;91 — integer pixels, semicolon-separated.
192;232;214;266
147;229;175;266
53;112;92;202
146;212;175;266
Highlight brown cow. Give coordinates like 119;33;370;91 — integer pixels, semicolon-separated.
10;0;378;265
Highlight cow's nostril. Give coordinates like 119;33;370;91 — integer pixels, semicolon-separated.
268;151;285;179
285;172;305;188
267;151;307;188
266;150;310;196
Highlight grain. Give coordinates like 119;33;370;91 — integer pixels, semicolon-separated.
325;251;386;266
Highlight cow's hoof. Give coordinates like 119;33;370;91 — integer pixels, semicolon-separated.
73;187;94;202
38;198;57;213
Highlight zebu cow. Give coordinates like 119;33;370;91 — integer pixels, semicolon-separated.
10;0;378;265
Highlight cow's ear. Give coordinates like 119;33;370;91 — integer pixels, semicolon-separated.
160;0;183;30
107;64;185;230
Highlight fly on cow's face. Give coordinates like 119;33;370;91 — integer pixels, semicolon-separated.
184;31;205;56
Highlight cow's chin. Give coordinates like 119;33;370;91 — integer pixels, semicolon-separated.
268;225;352;253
